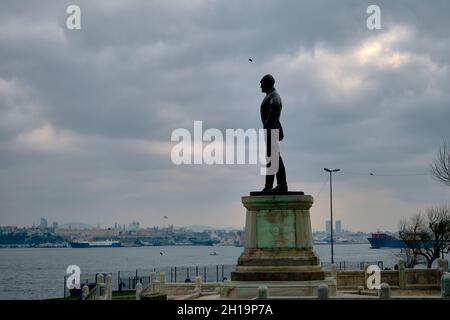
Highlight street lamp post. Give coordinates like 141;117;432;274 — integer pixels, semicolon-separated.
324;168;340;265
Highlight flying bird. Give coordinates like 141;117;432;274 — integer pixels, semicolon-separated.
248;58;253;62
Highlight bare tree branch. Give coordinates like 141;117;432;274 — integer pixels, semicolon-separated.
399;206;450;268
431;140;450;187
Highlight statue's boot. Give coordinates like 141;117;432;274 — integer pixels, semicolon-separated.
270;184;288;192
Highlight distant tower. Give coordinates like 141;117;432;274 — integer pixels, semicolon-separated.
325;220;332;236
336;220;342;236
129;221;140;232
39;217;48;229
52;221;59;230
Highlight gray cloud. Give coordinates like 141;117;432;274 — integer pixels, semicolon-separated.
0;0;449;231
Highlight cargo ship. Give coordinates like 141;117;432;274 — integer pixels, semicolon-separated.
189;238;220;246
368;232;447;249
367;233;406;249
69;240;121;248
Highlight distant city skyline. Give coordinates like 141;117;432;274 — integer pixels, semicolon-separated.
4;217;382;234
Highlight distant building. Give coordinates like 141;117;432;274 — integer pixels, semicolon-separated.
39;218;48;229
336;220;342;235
325;220;332;235
55;228;119;240
52;222;59;230
129;221;140;232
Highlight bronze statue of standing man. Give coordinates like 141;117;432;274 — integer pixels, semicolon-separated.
259;74;288;192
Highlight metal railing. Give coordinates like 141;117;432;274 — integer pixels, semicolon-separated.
117;265;235;290
63;261;387;297
64;264;234;297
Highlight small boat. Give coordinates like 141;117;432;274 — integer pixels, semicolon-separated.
210;252;218;255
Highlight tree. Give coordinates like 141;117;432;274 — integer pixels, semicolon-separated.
431;140;450;187
398;205;450;268
394;247;420;268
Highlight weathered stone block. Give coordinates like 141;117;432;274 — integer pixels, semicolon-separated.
256;210;296;248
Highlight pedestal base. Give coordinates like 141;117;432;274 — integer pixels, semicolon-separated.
226;193;332;298
232;248;324;281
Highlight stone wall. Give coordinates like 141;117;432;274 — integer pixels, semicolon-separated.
405;269;440;289
141;267;443;298
164;283;220;296
163;269;441;294
331;269;441;290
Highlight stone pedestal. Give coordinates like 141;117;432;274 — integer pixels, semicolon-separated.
222;193;336;298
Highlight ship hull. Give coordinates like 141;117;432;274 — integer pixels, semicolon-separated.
367;237;406;249
70;241;121;248
189;239;219;246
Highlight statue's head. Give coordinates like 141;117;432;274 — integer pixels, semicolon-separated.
260;74;275;93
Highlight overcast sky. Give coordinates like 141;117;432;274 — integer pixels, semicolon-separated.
0;0;449;232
